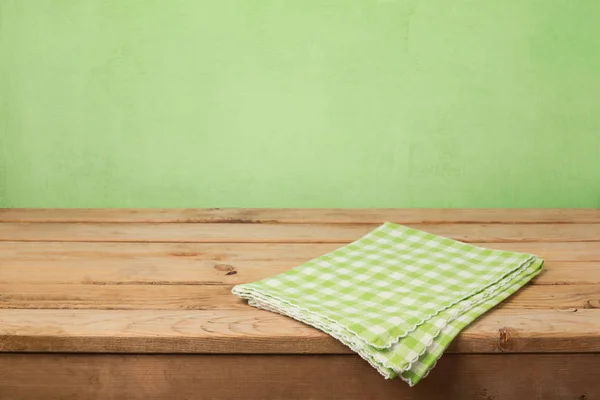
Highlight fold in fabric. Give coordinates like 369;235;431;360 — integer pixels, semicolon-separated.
232;222;544;386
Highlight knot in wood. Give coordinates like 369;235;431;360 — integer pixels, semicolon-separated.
497;327;510;352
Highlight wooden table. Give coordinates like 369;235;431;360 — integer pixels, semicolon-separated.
1;209;599;399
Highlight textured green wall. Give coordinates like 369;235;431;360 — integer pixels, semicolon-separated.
1;0;599;208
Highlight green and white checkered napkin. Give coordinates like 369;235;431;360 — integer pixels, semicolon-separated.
232;222;544;386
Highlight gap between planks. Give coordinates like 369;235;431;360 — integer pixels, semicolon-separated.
1;222;600;243
2;208;600;224
1;308;598;354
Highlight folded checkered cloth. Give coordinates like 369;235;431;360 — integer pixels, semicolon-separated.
232;222;544;386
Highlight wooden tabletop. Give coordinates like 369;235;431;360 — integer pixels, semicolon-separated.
1;208;600;355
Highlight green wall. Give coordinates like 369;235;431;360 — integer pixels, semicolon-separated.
1;0;599;208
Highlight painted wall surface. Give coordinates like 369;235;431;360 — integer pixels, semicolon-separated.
1;0;599;208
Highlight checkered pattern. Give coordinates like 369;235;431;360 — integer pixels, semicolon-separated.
232;222;544;386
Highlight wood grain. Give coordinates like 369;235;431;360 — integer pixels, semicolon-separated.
2;222;600;243
3;208;600;224
500;283;600;309
0;284;245;310
1;308;598;354
4;240;599;262
1;283;599;311
1;242;598;285
0;284;248;310
1;353;599;400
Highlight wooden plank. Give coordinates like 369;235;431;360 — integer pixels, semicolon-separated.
499;284;600;309
1;242;598;286
1;283;598;311
2;208;600;224
1;308;598;354
0;308;344;354
530;262;600;285
1;353;599;400
1;222;600;243
0;284;244;310
1;260;595;286
3;241;599;264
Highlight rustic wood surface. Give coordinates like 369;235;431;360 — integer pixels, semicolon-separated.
1;209;599;399
0;209;599;353
1;353;599;400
